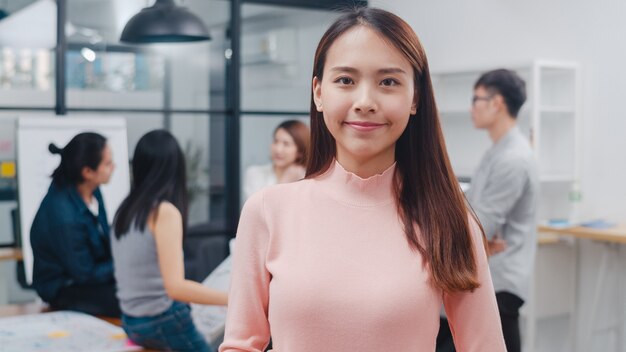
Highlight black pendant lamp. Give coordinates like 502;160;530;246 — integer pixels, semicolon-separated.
121;0;210;44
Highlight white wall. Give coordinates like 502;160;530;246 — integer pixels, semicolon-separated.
372;0;626;224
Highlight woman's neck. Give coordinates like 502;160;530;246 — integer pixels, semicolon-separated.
273;164;286;180
336;150;395;179
76;182;97;205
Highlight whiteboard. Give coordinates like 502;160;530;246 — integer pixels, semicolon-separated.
17;117;131;284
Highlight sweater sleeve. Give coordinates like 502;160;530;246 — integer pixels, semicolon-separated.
220;191;272;352
442;217;507;351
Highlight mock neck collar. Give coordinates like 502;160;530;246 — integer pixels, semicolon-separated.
314;160;396;207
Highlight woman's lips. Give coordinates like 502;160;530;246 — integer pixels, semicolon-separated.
343;121;386;132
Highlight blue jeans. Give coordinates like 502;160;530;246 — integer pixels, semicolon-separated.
122;301;213;352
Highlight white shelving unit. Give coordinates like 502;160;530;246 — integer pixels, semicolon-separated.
431;61;582;352
431;60;582;222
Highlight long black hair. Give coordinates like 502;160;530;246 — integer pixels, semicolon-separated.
113;129;188;238
50;132;107;187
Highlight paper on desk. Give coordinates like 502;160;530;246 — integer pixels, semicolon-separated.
0;311;141;352
580;219;616;229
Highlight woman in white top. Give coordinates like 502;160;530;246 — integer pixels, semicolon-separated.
243;120;310;199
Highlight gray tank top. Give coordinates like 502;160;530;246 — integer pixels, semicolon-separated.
111;222;172;317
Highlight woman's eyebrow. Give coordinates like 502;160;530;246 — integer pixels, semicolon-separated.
329;66;358;73
378;67;407;75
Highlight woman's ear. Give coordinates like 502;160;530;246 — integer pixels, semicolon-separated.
313;76;323;112
410;100;417;115
410;91;418;115
81;166;95;182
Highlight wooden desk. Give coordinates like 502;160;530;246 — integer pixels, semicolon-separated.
537;232;562;245
538;224;626;352
538;224;626;244
0;247;22;261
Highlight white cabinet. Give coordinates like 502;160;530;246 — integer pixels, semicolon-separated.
431;60;582;222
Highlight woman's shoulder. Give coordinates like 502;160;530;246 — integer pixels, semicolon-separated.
37;184;76;217
154;201;181;218
45;182;71;199
244;179;311;206
143;201;182;235
148;201;181;226
253;179;313;212
268;177;311;194
239;182;305;229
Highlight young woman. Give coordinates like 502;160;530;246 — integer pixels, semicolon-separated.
111;130;228;352
243;119;310;200
220;7;505;352
31;132;119;317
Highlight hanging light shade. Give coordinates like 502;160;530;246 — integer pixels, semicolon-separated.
120;0;210;43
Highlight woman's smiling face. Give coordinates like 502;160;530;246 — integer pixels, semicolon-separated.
313;25;417;169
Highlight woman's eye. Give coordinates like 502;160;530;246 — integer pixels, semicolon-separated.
336;77;354;85
381;78;398;86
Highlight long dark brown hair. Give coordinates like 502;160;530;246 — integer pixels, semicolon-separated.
307;7;485;293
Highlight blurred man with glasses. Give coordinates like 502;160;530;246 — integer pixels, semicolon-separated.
437;69;539;352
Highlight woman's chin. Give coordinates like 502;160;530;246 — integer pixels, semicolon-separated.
272;161;290;169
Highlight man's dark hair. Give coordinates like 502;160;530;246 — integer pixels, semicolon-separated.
50;132;107;187
475;69;527;118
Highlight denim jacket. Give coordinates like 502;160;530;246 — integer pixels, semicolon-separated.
30;182;114;303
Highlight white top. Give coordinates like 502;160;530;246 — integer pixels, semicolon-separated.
87;196;99;217
243;164;276;201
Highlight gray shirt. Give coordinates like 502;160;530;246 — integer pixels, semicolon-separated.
111;222;173;317
467;126;539;301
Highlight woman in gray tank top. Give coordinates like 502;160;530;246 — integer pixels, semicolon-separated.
111;130;228;352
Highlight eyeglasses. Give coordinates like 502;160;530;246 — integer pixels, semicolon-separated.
472;95;494;105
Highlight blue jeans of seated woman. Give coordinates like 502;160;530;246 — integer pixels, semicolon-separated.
122;301;213;352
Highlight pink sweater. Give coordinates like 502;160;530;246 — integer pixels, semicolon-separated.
220;161;506;352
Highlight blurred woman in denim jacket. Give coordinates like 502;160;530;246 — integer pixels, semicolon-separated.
30;132;119;317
